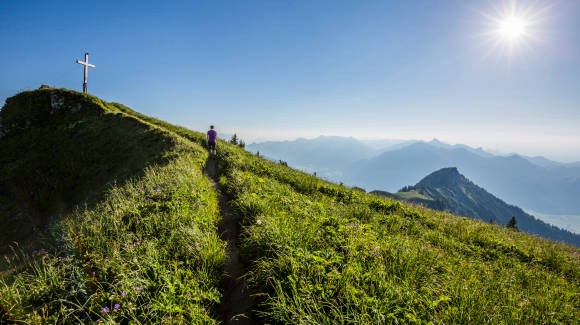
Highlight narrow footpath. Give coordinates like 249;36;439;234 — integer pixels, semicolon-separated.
205;156;255;324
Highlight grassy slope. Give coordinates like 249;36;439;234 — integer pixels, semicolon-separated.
0;89;178;257
212;144;579;324
2;89;579;323
0;89;225;323
128;113;579;323
394;190;433;201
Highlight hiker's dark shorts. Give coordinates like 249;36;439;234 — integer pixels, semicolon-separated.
208;142;216;150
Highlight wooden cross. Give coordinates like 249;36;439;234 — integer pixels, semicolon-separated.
76;52;95;94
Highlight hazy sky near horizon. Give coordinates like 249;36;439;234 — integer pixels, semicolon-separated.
1;0;579;161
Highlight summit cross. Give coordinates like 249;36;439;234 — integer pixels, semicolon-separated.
76;52;95;94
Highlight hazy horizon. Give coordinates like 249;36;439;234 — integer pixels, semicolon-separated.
203;130;580;163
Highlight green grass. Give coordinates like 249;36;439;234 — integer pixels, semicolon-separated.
213;141;580;324
0;89;226;323
0;89;180;258
1;88;579;323
394;190;433;201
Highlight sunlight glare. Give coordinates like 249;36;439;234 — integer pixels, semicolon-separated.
476;0;551;62
498;16;526;40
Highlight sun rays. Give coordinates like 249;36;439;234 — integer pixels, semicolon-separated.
475;0;552;62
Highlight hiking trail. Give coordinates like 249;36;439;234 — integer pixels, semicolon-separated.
205;156;255;324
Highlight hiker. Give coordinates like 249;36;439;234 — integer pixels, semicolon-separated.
207;125;217;156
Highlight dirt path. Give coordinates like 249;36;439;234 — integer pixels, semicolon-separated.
205;156;255;324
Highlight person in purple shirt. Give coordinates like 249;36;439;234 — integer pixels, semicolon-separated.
207;125;217;156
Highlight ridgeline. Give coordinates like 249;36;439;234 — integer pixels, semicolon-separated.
373;167;580;246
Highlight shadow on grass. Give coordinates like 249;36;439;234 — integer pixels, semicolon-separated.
0;89;178;268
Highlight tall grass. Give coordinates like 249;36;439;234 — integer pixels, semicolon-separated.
214;141;580;324
107;98;580;323
0;90;226;323
2;88;578;323
1;142;226;323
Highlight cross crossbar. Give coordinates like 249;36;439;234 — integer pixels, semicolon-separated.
76;60;95;68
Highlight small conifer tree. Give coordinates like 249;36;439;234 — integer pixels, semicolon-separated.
506;216;518;230
230;134;238;145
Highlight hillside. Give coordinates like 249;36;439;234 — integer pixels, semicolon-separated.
0;89;184;257
1;89;579;323
375;167;580;246
0;89;226;322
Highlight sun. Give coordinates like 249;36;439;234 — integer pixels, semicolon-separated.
498;16;526;40
476;0;551;61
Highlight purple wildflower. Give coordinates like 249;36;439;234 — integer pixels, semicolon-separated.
102;306;110;313
164;315;170;320
186;291;191;295
91;271;96;276
114;303;120;310
136;286;143;292
122;291;128;296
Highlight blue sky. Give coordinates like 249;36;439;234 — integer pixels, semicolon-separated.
1;0;579;161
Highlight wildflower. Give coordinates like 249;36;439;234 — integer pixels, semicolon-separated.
114;303;120;310
133;242;140;247
256;219;262;225
186;291;191;295
102;307;110;313
91;271;96;276
164;315;170;320
136;286;143;292
122;291;128;296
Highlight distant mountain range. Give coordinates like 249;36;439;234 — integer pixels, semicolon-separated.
343;141;580;216
372;167;580;246
247;136;580;231
247;136;379;179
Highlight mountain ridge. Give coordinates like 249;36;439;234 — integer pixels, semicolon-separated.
379;167;580;246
